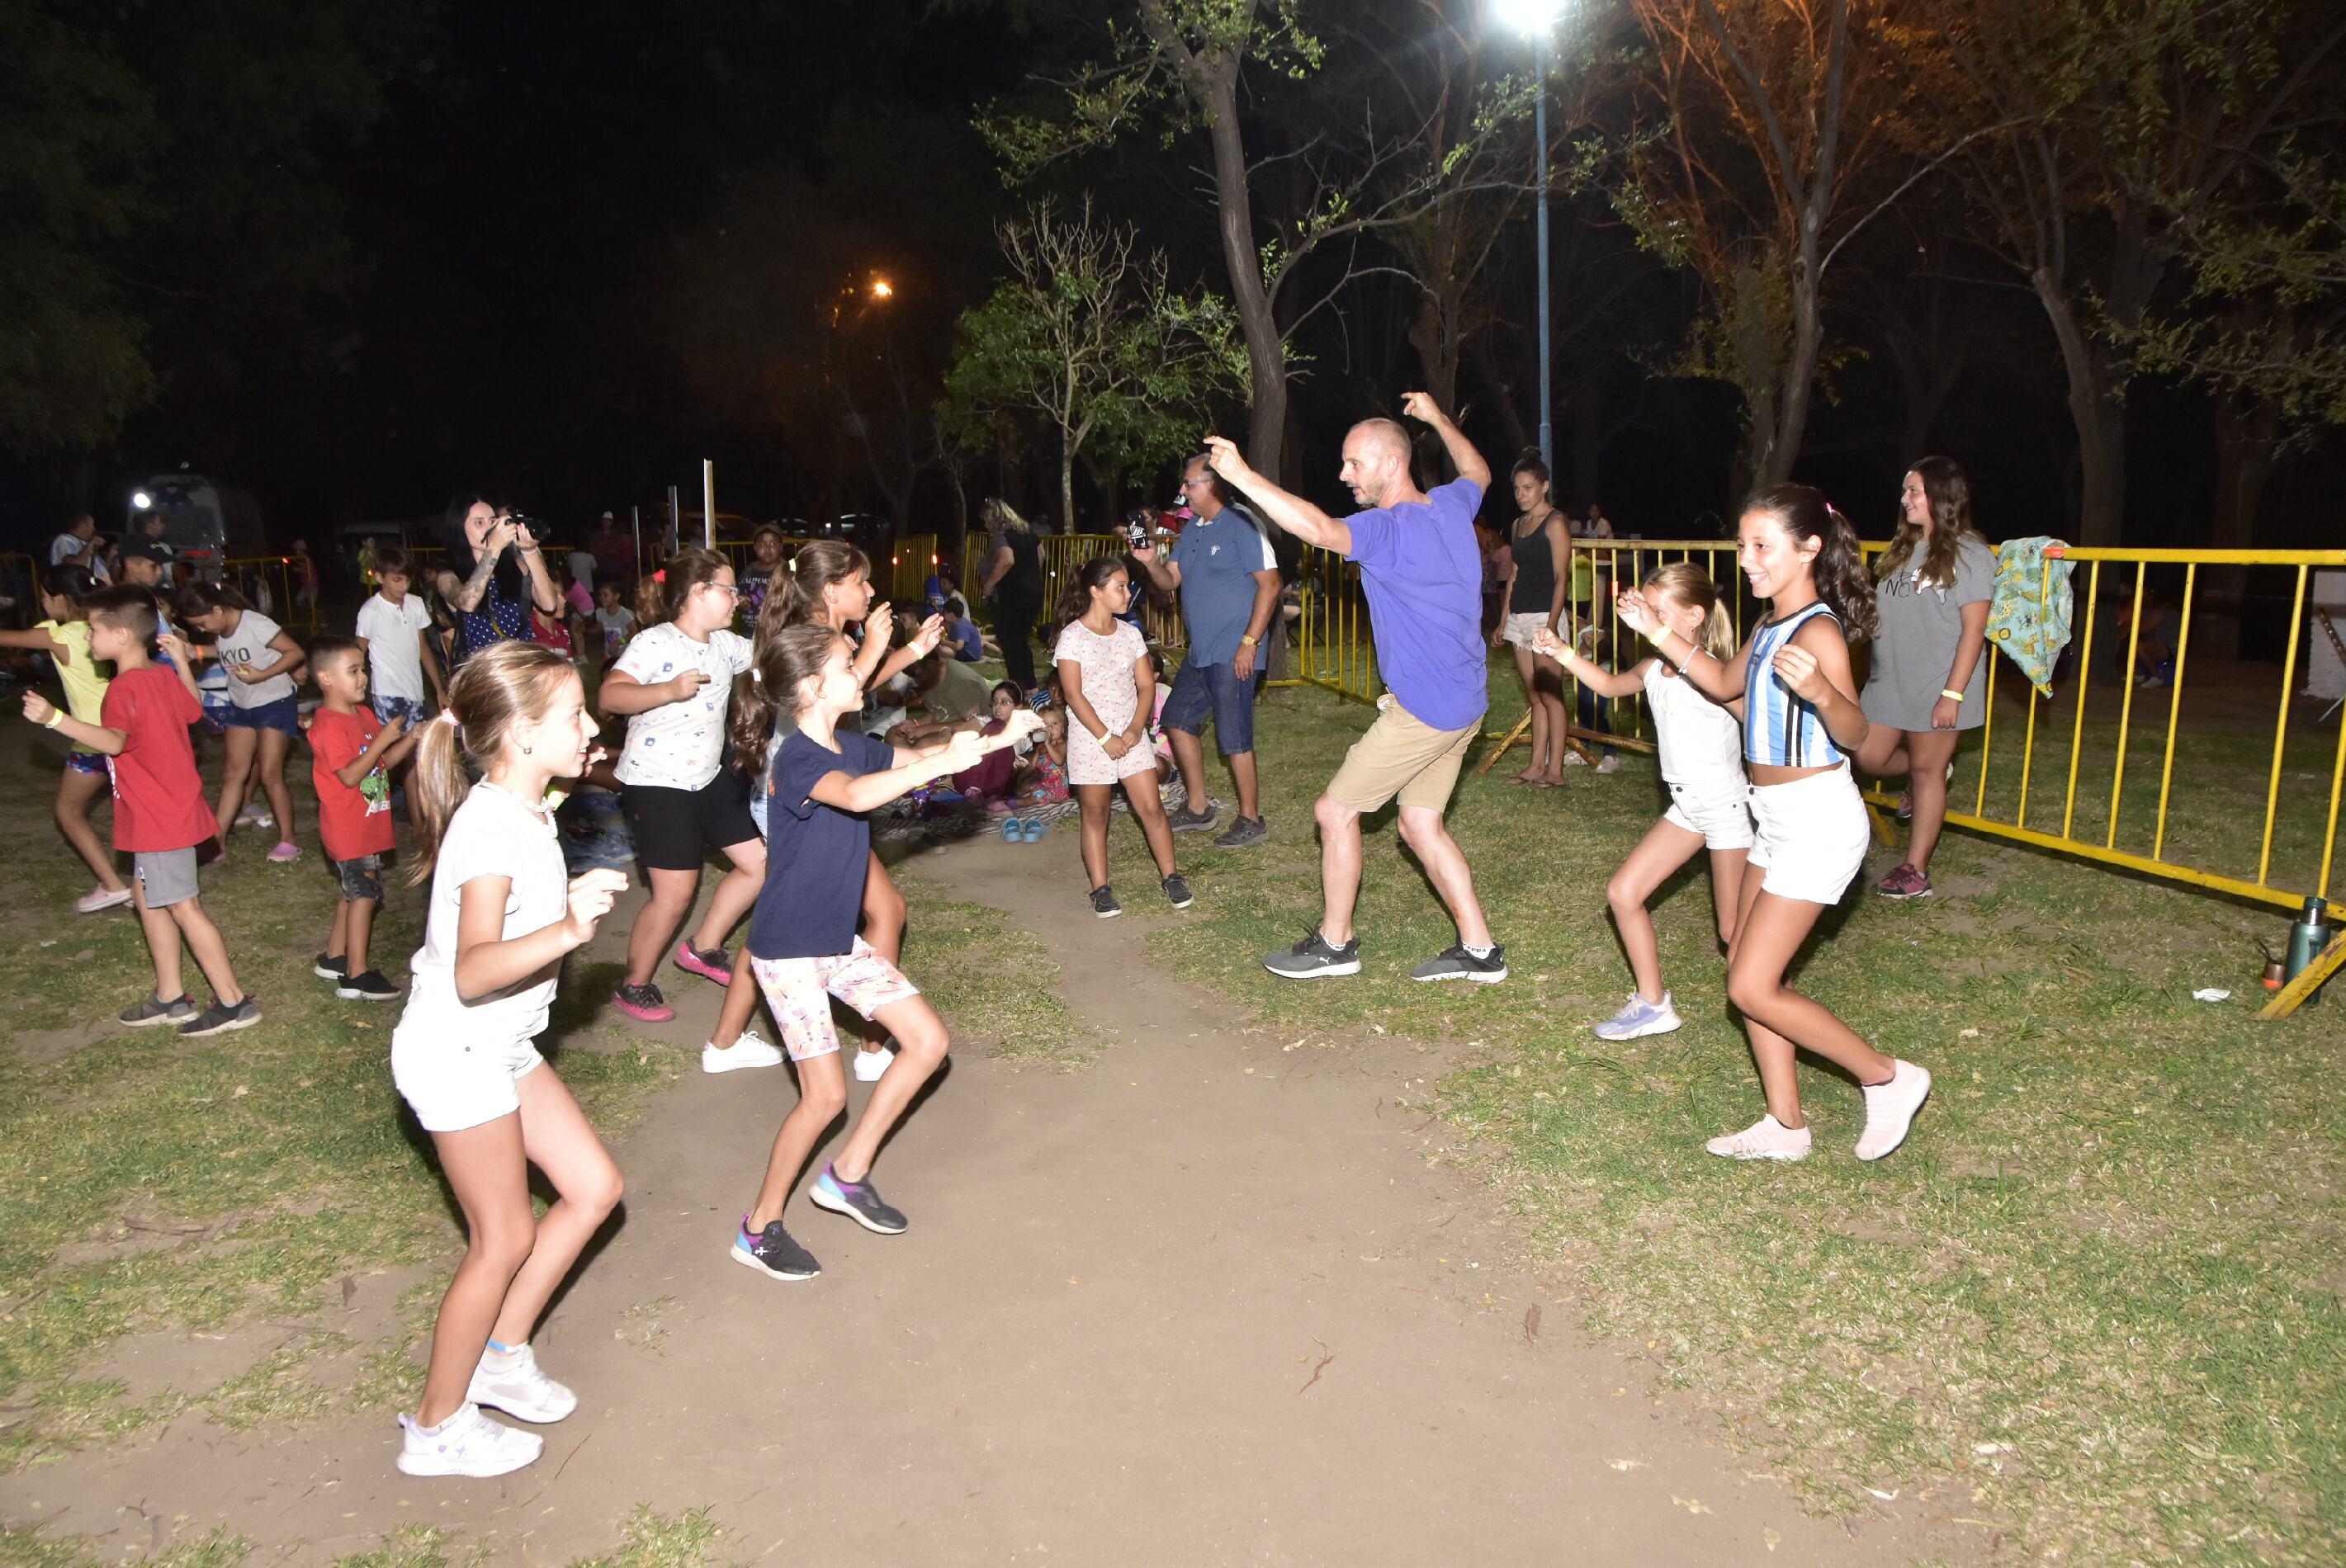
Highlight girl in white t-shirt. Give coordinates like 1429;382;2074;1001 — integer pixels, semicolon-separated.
1535;564;1748;1041
177;580;306;861
598;548;764;1023
389;640;629;1480
1052;556;1190;919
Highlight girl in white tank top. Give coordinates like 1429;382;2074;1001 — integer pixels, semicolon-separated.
1535;563;1749;1042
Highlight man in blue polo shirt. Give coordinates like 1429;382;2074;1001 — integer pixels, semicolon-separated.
1132;454;1281;848
1204;392;1505;985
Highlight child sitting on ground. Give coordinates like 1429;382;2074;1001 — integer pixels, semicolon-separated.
307;635;422;1001
1012;704;1071;805
951;681;1029;811
21;588;259;1035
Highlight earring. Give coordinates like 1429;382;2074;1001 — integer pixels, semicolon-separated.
522;743;533;755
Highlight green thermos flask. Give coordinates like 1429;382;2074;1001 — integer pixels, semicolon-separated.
2284;895;2331;1006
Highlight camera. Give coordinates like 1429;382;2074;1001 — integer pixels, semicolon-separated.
1123;508;1155;550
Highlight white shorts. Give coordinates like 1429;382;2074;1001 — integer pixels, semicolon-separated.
391;1024;545;1133
1663;774;1755;851
1745;764;1868;905
1498;611;1552;650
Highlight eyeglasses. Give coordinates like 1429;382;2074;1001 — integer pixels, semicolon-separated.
1180;478;1211;489
703;582;740;597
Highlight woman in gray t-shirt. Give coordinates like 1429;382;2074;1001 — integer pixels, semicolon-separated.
1856;457;1995;900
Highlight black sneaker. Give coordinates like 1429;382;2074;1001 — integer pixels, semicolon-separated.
313;952;347;980
178;997;262;1036
731;1216;821;1281
1409;943;1507;984
1213;815;1269;848
1262;930;1361;980
336;969;400;1001
811;1164;908;1235
1162;873;1194;909
120;992;197;1027
1166;802;1218;833
1090;885;1123;919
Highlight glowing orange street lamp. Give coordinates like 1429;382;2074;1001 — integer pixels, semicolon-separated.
870;277;894;300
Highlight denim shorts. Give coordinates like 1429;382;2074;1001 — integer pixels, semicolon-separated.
371;694;428;730
223;694;301;737
1159;656;1256;756
333;852;385;903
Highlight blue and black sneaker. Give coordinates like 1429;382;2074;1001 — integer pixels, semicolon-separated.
811;1164;908;1235
731;1216;821;1281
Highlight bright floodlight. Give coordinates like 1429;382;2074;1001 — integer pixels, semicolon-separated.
1493;0;1566;33
870;277;894;300
132;490;153;509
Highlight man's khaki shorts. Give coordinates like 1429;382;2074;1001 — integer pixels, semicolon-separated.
1325;700;1478;815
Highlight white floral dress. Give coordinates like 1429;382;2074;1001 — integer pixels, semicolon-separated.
1053;619;1157;786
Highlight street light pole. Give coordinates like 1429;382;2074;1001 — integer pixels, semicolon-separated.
1532;26;1553;475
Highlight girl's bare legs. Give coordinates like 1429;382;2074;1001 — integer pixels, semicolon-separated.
1508;643;1549;780
214;726;258;839
1604;818;1706;1002
1122;770;1179;878
1076;783;1114;889
1901;729;1962;875
1705;847;1749;948
56;768;125;891
256;728;296;841
709;949;760;1049
1724;878;1894;1127
1532;659;1570;783
625;867;701;987
855;856;904;1055
488;1068;623;1347
688;838;766;954
832;994;951;1181
747;1051;846;1230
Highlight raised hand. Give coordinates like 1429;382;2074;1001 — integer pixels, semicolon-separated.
1771;641;1831;703
1612;588;1660;639
1004;706;1047;742
865;602;896;649
154;631;189;666
21;691;58;727
1399;390;1444;426
1530;626;1568;664
1203;435;1246;483
483;517;520;556
906;613;944;657
561;868;630;944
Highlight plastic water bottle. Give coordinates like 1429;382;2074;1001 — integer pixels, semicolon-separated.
2283;895;2331;1006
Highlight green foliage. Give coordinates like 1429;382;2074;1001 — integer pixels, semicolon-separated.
940;196;1247;529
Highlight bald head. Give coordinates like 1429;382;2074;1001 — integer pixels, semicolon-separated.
1340;418;1417;509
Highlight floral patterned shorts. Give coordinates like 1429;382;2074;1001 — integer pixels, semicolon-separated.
748;937;920;1061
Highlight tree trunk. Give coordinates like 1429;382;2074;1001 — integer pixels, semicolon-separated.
1466;336;1530;457
1760;248;1823;487
2197;390;2281;661
1058;443;1077;536
1194;53;1290;485
2033;270;2126;546
1407;284;1463;414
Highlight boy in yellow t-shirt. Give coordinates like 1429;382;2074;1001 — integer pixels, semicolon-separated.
0;564;130;911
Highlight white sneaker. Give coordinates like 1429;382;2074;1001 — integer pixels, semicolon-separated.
396;1402;543;1477
853;1044;893;1083
1854;1060;1932;1162
1561;752;1588;767
1705;1114;1813;1161
74;886;133;914
1592;991;1682;1041
466;1344;576;1423
1594;753;1620;774
702;1031;786;1074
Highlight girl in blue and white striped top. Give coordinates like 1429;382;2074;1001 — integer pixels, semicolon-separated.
1615;484;1932;1166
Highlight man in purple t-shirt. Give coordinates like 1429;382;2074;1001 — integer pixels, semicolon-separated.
1204;392;1506;985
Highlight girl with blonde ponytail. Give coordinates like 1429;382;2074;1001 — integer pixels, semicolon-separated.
388;641;631;1480
1533;562;1750;1041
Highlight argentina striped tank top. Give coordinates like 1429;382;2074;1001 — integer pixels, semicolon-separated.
1743;601;1845;767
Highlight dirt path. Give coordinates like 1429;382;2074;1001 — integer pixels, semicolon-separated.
3;834;1977;1566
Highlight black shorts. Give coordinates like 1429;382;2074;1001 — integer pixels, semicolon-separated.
622;772;759;871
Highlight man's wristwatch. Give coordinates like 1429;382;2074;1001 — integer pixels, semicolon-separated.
1239;634;1259;648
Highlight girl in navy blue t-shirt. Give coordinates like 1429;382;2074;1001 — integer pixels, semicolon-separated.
726;622;1040;1281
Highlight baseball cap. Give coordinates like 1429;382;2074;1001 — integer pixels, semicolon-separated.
600;510;615;521
121;539;173;564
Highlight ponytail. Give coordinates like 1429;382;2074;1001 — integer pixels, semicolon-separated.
405;641;581;885
732;622;843;776
636;546;730;629
1055;555;1127;635
757;541;871;649
1743;483;1877;645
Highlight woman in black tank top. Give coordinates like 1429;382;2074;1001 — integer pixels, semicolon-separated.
1493;453;1573;786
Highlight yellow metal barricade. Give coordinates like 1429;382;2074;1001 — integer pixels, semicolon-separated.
220;555;319;632
1271;544;1381;706
1493;540;2346;942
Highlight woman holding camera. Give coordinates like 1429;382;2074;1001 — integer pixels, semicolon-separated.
438;495;565;659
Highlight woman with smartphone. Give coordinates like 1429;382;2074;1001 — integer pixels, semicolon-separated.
438;495;565;659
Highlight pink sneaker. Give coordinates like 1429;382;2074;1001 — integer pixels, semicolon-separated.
672;940;731;986
612;982;674;1023
1705;1115;1812;1161
266;841;300;863
1855;1060;1932;1161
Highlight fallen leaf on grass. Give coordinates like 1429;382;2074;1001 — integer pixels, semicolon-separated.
1863;1486;1899;1502
1672;1496;1711;1515
1763;1527;1781;1552
1606;1458;1646;1471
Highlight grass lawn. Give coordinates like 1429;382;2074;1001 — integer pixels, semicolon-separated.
1108;667;2344;1568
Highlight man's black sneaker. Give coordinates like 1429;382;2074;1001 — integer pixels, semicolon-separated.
1213;815;1269;848
120;992;196;1027
337;969;400;1001
1410;943;1507;984
1166;802;1218;833
1090;885;1123;919
178;997;263;1036
313;952;347;980
731;1216;821;1281
1262;930;1361;980
1162;873;1194;909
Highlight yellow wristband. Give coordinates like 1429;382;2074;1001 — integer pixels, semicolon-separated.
1940;687;1965;702
1643;625;1670;649
45;708;64;729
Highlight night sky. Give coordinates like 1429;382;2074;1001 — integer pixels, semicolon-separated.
5;1;2339;563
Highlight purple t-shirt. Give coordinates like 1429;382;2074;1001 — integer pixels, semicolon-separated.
1345;477;1488;730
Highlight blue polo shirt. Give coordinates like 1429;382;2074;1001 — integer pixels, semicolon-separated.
1167;503;1277;666
1345;477;1488;731
747;729;893;961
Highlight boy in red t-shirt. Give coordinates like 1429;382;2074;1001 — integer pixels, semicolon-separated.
20;588;259;1036
305;636;419;1001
